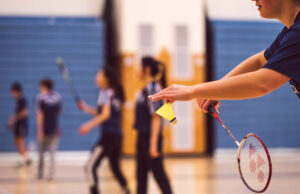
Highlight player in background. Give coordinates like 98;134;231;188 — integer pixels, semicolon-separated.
134;57;172;194
9;82;32;167
36;78;62;181
77;67;130;194
149;0;300;110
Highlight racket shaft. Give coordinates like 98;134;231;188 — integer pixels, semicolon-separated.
221;124;240;146
208;105;240;146
56;57;80;102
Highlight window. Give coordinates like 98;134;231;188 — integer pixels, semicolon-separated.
173;101;194;150
173;25;191;79
138;25;153;59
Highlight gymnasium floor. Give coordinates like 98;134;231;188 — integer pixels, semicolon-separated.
0;150;300;194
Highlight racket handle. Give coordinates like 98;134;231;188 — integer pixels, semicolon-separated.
207;105;218;116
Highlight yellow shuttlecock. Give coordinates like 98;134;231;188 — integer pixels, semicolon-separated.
155;103;177;124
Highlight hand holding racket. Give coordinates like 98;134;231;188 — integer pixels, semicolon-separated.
208;105;272;193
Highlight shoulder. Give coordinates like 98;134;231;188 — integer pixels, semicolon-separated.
36;93;45;101
281;27;300;46
147;82;162;94
52;91;61;100
100;88;114;98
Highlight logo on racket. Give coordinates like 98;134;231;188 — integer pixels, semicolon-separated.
249;144;266;183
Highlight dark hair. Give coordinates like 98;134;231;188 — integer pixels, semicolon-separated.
141;56;167;88
102;67;125;104
11;82;22;92
40;78;54;90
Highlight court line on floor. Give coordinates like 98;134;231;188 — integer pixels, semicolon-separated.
0;171;300;185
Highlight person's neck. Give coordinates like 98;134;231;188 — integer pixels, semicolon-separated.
16;94;22;99
144;76;155;86
278;6;300;28
101;85;109;90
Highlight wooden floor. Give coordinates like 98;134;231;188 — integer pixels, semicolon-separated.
0;150;300;194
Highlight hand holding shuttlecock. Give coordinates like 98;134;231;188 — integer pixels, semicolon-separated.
155;103;177;124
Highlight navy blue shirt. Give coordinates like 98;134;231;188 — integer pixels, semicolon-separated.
14;97;28;129
36;91;62;135
97;88;122;135
134;81;163;134
263;11;300;99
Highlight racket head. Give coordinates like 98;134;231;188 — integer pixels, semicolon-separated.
55;57;71;82
237;133;272;193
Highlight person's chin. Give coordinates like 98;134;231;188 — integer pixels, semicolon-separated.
259;10;275;19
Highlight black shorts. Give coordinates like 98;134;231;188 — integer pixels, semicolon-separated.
13;125;28;138
95;132;122;154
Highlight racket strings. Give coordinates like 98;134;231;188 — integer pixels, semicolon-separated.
239;135;271;192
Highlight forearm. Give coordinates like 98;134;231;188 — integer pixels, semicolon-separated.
83;105;98;115
84;114;108;130
37;112;43;133
191;69;287;100
223;51;266;79
150;116;161;149
15;109;28;120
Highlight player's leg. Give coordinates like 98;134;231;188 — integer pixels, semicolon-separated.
150;157;172;194
48;135;59;180
150;135;172;194
107;134;130;193
13;126;26;167
13;137;24;167
15;126;31;166
38;138;47;179
136;133;149;194
85;144;106;194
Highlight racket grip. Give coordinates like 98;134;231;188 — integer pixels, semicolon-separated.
207;105;217;116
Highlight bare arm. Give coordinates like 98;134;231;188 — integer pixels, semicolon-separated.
78;101;98;115
79;105;111;134
224;50;267;78
197;51;267;111
10;108;28;124
150;68;290;101
150;115;162;158
15;108;28;120
37;110;44;141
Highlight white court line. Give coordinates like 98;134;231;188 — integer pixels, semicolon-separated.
0;148;300;165
215;148;300;163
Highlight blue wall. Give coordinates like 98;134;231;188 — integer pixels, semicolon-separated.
212;20;300;148
0;16;105;151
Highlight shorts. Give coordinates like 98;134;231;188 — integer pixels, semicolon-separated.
13;125;28;138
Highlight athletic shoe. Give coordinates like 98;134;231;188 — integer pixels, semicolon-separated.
121;185;131;194
90;186;99;194
14;161;24;168
37;172;43;180
25;159;32;167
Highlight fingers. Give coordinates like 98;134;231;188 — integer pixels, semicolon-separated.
203;100;212;112
148;85;176;101
215;101;221;111
197;100;221;113
149;92;175;102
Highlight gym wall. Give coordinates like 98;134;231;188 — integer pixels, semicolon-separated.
0;0;106;151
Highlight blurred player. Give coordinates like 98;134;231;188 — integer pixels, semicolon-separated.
134;57;172;194
77;68;130;194
36;78;62;181
9;82;31;168
150;0;300;109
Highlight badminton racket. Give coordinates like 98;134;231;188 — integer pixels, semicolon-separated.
208;105;272;193
55;57;81;103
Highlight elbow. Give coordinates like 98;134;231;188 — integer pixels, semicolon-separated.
257;80;273;96
102;113;111;122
